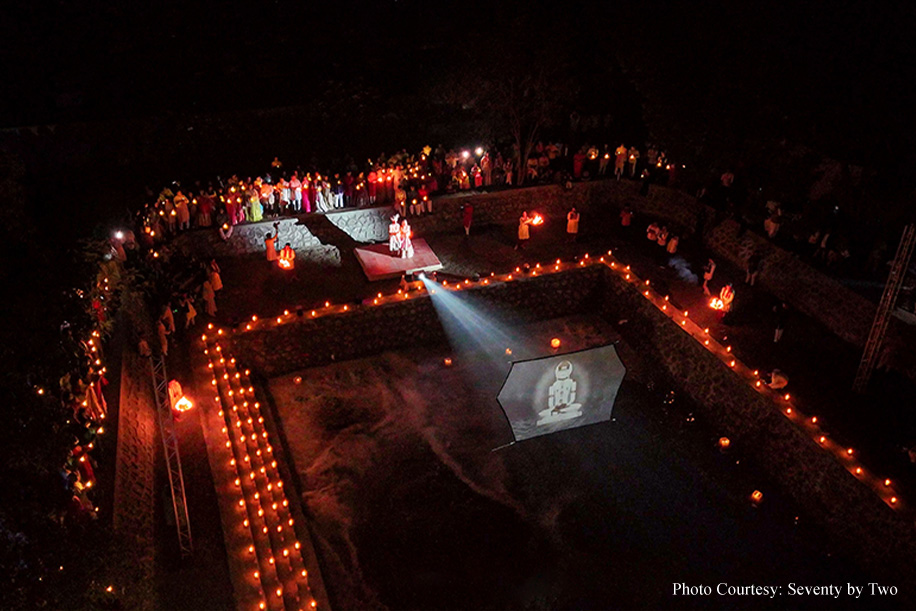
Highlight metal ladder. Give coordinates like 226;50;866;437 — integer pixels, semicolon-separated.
150;355;194;556
853;223;916;393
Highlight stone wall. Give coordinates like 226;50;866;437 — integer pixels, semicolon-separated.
596;267;916;588
173;216;339;264
227;266;604;377
112;349;157;611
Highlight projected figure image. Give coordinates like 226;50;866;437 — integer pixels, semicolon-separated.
537;360;583;426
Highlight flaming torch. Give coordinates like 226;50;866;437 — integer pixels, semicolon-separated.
709;297;725;310
531;214;544;226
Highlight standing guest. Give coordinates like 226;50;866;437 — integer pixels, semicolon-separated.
599;146;610;176
406;184;420;216
395;186;408;218
161;303;176;334
646;222;659;242
355;178;369;208
198;187;215;227
515;211;533;250
640;168;652;196
367;169;378;204
399;219;414;258
157;319;169;356
745;251;763;286
628;146;640;177
259;181;275;217
332;174;344;208
183;295;197;329
209;259;223;292
289;174;302;212
567;207;580;242
572;148;586;179
225;189;239;225
165;198;177;234
481;152;492;186
656;225;669;248
305;175;317;212
343;172;355;207
620;206;633;228
202;280;217;317
389;214;402;254
278;177;291;214
614;144;628;179
247;190;263;222
472;165;483;188
666;235;679;254
702;258;716;296
773;302;789;343
385;169;396;202
174;191;191;230
459;168;471;190
418;184;430;213
462;203;474;236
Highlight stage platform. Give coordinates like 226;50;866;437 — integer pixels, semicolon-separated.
354;238;443;281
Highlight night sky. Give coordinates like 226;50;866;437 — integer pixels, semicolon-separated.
4;1;916;173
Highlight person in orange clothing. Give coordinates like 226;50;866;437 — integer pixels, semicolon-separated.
278;243;296;269
264;222;280;262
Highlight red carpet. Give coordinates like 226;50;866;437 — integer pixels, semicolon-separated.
354;238;443;281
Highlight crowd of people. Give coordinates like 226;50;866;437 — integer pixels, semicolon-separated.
135;140;679;248
54;301;112;525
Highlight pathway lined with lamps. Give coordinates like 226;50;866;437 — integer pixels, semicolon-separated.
200;333;317;611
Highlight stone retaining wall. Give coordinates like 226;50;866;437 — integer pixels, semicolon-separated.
227;266;604;377
112;349;157;611
596;265;916;589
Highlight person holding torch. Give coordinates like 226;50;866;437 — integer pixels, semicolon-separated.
515;210;542;250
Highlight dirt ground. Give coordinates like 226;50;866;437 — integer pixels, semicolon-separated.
266;314;876;610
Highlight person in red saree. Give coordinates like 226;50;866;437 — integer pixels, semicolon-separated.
225;190;239;226
367;168;378;204
573;148;586;179
462;203;473;236
198;189;215;227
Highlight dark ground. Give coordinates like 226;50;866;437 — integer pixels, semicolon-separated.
267;315;895;610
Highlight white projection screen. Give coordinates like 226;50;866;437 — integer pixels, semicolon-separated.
497;344;626;442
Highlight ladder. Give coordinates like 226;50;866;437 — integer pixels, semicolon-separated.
853;223;916;393
150;355;194;556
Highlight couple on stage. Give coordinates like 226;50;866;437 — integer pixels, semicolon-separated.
388;214;415;259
